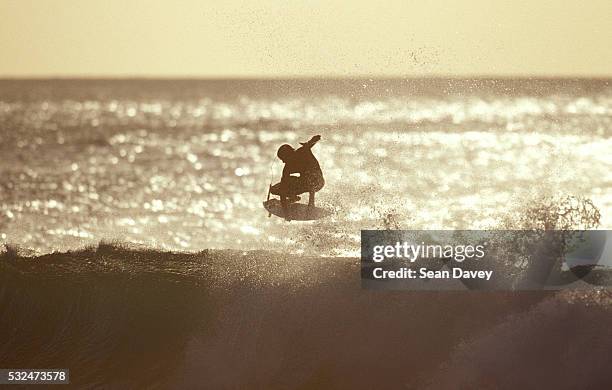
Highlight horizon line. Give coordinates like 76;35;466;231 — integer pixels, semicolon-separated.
1;74;611;81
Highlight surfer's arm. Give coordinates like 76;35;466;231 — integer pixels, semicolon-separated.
299;135;321;149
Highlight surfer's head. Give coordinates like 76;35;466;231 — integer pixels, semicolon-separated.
277;144;294;162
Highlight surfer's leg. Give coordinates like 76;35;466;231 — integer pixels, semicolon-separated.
273;177;301;196
303;175;322;208
308;191;315;208
272;179;300;203
280;196;291;221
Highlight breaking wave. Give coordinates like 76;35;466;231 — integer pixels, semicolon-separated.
4;243;594;388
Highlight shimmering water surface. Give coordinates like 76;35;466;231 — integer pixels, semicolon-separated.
1;79;611;254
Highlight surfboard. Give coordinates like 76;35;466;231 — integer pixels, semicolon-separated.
263;199;331;221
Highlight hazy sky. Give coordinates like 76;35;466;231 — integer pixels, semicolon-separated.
1;0;610;77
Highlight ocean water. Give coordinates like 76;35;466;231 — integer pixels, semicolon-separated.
4;247;612;388
2;79;612;388
0;79;611;254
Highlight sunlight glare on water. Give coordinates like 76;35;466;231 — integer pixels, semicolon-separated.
0;79;610;255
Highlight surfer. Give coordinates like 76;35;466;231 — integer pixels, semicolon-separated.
270;135;325;218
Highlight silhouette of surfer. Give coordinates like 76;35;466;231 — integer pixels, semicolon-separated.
270;135;324;219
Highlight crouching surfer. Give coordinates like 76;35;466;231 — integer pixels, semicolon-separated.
270;135;325;220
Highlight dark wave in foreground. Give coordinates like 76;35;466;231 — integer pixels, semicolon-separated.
2;244;612;388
